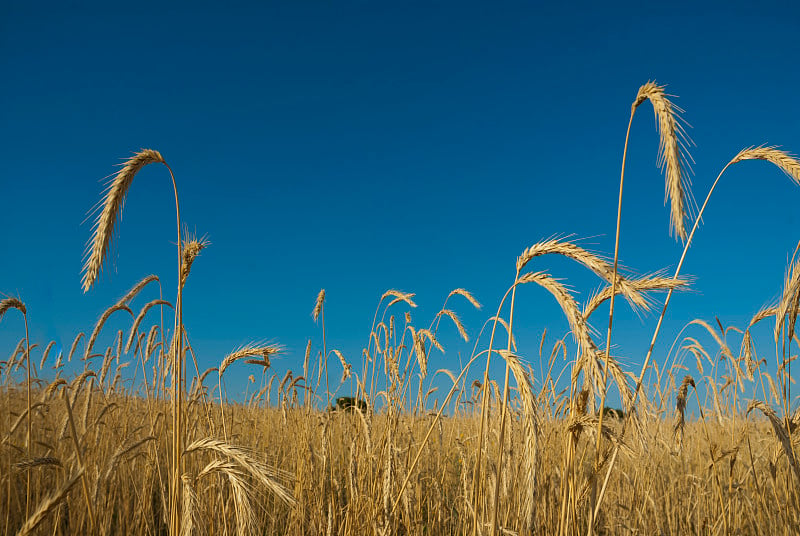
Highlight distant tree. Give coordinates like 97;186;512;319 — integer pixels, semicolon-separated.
330;396;367;413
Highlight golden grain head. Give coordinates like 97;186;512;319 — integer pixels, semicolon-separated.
633;81;694;241
220;343;283;377
382;289;417;309
448;288;482;310
312;288;326;321
179;234;210;289
730;145;800;184
0;297;26;318
82;149;166;292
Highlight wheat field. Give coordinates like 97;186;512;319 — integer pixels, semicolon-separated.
3;81;800;535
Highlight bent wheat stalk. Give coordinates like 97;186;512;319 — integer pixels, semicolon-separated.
590;81;693;535
82;149;184;536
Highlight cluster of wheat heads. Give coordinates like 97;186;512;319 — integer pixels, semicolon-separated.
3;81;800;536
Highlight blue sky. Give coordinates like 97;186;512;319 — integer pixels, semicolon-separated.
2;1;799;407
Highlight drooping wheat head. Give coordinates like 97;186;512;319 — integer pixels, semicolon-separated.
82;149;166;292
633;82;694;240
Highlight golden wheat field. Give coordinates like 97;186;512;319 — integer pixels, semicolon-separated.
4;81;800;536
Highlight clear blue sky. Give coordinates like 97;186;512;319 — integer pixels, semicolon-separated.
2;1;799;405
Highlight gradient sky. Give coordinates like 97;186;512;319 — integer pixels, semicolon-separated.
2;1;800;406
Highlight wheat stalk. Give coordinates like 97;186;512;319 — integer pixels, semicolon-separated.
38;341;56;370
517;271;600;380
0;296;33;517
81;148;186;536
14;457;62;471
499;351;539;533
67;332;84;362
775;252;800;345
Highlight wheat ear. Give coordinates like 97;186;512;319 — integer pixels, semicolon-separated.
179;235;209;290
517;237;648;311
219;344;282;378
634;81;694;240
447;288;482;309
115;274;160;307
84;303;133;360
313;289;326;321
517;271;600;375
582;274;690;319
499;351;539;533
82;149;165;291
0;297;26;318
730;145;800;183
673;375;695;453
747;401;800;483
184;437;295;505
127;299;173;353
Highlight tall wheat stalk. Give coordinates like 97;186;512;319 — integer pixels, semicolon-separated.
589;82;692;535
81;149;185;536
313;289;329;410
0;298;31;519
